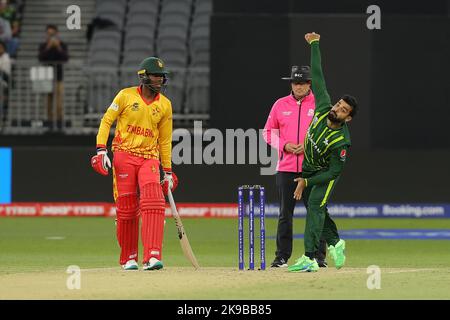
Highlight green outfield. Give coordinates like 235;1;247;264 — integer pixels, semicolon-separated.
0;217;449;299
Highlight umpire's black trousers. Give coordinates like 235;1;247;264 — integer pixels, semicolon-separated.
275;171;327;262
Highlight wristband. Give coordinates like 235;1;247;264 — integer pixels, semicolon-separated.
96;144;107;153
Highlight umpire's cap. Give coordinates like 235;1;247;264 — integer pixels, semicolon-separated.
281;66;311;82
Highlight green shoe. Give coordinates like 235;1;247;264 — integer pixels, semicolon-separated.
328;239;346;269
287;255;319;272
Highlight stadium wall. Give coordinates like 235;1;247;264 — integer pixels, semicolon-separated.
1;202;450;218
2;147;450;203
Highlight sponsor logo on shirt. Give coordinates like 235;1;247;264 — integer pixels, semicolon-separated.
307;109;314;117
306;129;322;153
340;149;347;161
282;111;292;116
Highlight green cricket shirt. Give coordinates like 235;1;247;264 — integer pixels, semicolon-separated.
302;40;352;187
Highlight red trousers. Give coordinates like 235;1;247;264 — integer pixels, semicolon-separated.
113;151;166;265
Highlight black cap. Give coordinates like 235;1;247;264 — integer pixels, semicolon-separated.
281;66;311;82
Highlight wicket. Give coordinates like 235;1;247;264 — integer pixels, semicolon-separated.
238;185;266;270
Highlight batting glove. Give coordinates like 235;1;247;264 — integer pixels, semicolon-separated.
91;145;111;176
161;169;178;195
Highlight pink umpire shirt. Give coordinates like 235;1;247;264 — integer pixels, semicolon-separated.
263;91;316;173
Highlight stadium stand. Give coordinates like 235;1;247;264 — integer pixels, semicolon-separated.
185;0;210;114
3;0;94;133
1;0;212;134
95;0;126;29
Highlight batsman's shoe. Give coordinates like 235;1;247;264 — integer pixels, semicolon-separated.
143;257;164;271
122;259;138;270
287;255;319;272
328;239;346;269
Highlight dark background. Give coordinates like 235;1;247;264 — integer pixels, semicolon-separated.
2;0;450;203
210;0;450;150
7;147;450;203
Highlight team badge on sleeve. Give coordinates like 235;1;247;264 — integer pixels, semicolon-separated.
340;149;347;161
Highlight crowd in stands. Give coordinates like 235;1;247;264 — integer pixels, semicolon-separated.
1;0;211;130
0;0;21;125
0;39;9;123
0;0;22;59
38;24;69;123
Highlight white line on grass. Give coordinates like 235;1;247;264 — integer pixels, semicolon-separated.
81;267;121;272
384;268;439;274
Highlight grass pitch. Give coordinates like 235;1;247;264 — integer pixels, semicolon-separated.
0;217;449;299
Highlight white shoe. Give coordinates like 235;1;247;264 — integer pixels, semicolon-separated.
143;257;164;270
122;259;138;270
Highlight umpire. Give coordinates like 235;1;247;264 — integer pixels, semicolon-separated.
263;66;328;267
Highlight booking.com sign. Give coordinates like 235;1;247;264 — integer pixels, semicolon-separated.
0;147;12;203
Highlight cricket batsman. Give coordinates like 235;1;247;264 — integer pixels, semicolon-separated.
91;57;178;271
288;33;358;272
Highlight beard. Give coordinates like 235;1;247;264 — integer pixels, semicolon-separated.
142;80;163;93
327;110;343;124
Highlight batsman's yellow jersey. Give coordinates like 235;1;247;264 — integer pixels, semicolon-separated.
96;86;173;170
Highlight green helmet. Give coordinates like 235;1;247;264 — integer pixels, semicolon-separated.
137;57;169;93
137;57;169;76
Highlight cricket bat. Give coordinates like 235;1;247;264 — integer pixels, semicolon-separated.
167;188;200;269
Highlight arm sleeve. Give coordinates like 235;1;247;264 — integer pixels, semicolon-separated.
96;91;124;147
310;40;332;113
304;145;348;186
158;101;173;170
262;102;286;151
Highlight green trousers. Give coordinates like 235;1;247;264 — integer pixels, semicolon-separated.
303;178;340;254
